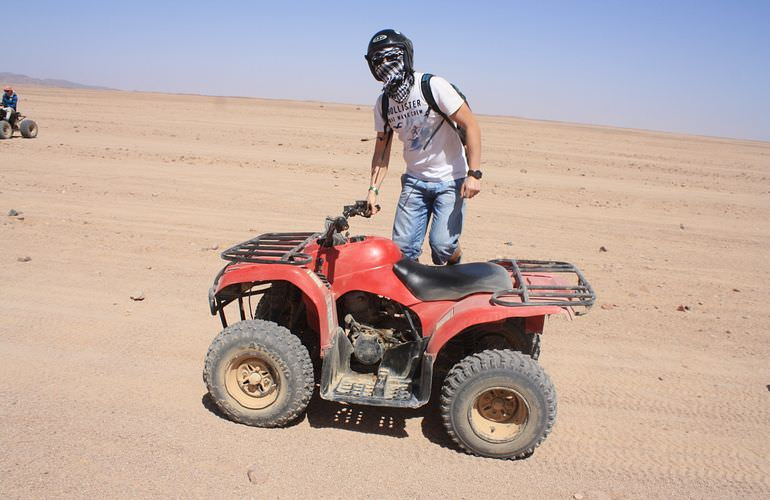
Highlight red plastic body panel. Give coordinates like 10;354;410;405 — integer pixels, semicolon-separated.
212;235;569;355
425;294;563;356
214;262;337;348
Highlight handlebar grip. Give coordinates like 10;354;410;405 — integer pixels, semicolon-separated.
362;204;380;218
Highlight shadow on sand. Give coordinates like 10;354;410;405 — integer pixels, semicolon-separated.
201;388;459;451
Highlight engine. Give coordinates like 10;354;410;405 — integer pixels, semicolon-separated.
340;292;419;367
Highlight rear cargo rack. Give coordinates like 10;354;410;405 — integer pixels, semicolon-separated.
220;232;318;265
489;259;596;315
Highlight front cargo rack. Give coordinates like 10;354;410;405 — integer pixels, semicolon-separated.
220;232;319;265
489;259;596;315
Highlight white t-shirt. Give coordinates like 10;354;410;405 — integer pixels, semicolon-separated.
374;72;467;182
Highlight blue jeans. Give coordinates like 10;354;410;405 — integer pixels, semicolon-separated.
392;174;466;265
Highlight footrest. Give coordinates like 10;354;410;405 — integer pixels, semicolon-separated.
320;329;432;409
334;374;376;398
331;373;416;407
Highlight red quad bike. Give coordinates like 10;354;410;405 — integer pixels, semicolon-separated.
204;201;595;459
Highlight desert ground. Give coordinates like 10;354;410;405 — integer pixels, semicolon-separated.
1;86;769;498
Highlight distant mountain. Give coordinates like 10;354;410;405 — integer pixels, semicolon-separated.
0;72;112;90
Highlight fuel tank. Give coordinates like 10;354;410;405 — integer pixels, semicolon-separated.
305;236;403;281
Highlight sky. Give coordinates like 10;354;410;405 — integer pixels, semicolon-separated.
10;0;770;141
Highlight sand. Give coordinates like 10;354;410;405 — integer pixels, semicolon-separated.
1;86;769;498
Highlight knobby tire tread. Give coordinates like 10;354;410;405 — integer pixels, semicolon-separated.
440;349;557;460
203;319;314;428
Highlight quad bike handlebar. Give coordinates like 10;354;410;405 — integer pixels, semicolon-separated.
320;201;380;247
343;200;380;219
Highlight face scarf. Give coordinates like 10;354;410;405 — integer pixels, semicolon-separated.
372;47;414;103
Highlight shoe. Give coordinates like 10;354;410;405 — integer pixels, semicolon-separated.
447;246;462;266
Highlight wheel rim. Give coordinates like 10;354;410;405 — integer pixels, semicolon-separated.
469;387;530;443
224;353;280;410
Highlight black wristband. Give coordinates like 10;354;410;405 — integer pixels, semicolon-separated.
467;169;483;180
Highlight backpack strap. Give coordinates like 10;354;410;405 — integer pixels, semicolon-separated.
420;73;467;145
380;92;390;134
420;73;443;120
377;92;394;162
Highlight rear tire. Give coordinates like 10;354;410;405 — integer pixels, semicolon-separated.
441;349;556;459
203;319;314;427
0;120;11;139
20;119;38;138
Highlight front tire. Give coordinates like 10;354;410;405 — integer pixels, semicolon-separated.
203;319;314;427
440;349;556;459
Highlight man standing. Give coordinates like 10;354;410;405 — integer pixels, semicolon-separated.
364;29;482;265
2;86;17;122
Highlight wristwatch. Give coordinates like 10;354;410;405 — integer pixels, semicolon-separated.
467;169;483;180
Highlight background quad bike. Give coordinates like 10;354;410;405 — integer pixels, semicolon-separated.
0;112;38;139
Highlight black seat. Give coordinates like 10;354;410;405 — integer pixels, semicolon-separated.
393;258;512;301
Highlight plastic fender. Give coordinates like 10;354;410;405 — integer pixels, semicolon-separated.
409;301;456;338
425;293;564;356
330;264;421;306
215;264;337;348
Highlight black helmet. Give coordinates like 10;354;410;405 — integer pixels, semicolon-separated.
365;29;414;79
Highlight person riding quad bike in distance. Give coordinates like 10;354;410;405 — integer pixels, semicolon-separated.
2;86;17;122
0;86;37;139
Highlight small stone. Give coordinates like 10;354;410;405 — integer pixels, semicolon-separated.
573;494;584;500
520;168;528;174
600;303;616;310
732;288;740;292
504;241;513;246
16;216;24;221
676;304;690;312
247;464;262;484
658;377;664;381
599;246;608;252
17;256;31;262
7;209;19;216
360;137;372;142
210;244;219;251
130;292;145;301
679;223;685;230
